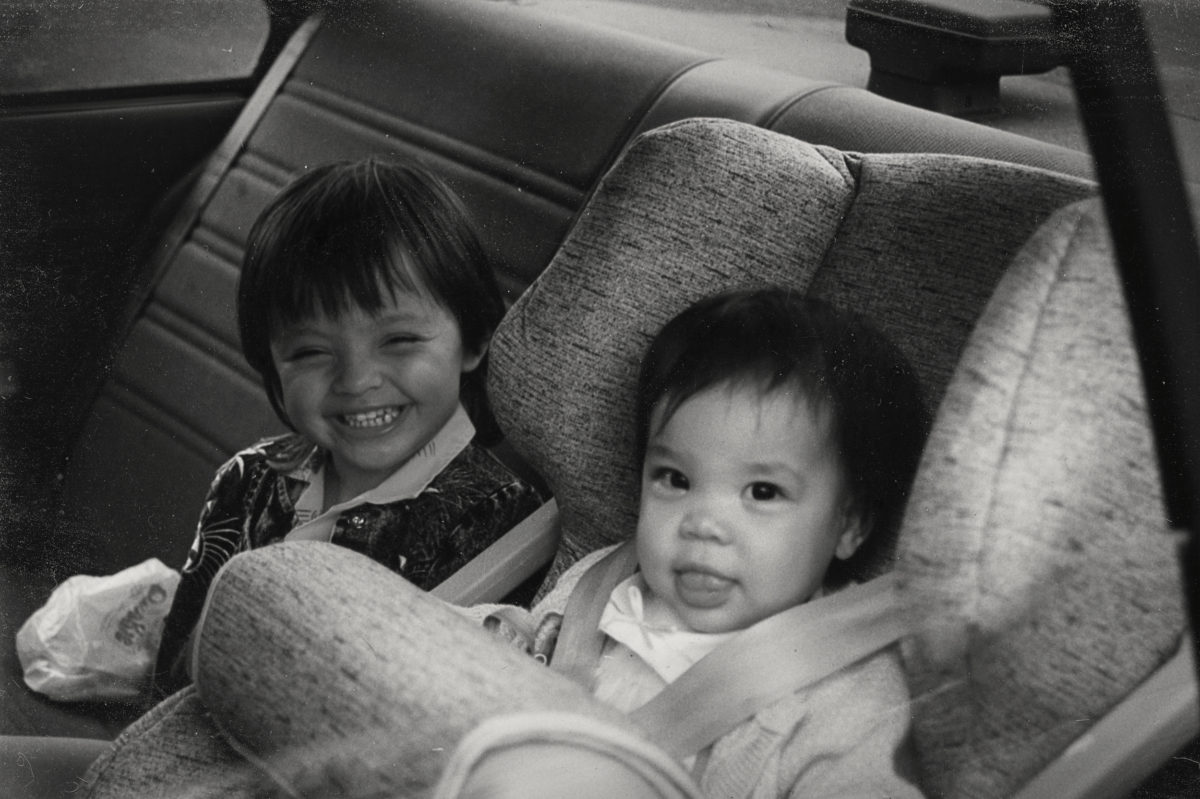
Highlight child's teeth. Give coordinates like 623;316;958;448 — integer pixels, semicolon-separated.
343;408;399;428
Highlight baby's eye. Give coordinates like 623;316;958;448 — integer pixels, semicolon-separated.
384;333;420;346
748;482;784;501
649;467;689;492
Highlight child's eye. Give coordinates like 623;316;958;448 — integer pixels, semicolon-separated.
748;482;784;501
649;467;689;492
382;333;422;348
283;347;327;363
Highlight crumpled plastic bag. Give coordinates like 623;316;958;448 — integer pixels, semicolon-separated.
16;557;180;702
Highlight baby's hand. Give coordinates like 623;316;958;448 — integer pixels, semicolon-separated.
483;607;535;653
530;613;562;665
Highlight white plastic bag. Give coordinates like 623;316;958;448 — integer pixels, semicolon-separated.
16;557;180;702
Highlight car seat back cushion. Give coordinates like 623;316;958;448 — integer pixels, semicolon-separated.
81;543;657;798
488;117;1093;579
896;197;1186;798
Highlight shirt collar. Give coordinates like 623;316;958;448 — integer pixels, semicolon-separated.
287;404;475;540
598;573;736;684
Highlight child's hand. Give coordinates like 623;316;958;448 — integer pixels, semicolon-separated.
483;607;535;653
481;609;561;665
530;613;562;665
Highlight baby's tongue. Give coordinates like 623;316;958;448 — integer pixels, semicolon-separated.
675;570;733;608
678;571;729;592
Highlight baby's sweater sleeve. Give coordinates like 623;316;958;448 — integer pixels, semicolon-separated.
769;648;923;799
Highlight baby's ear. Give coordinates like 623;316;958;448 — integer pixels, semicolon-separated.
834;511;869;561
462;335;491;373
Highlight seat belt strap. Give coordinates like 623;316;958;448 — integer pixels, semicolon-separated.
631;573;904;760
551;547;905;761
550;541;638;689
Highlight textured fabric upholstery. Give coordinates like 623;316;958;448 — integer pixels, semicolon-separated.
489;118;1093;576
85;543;647;799
82;689;263;797
897;198;1186;798
809;153;1090;400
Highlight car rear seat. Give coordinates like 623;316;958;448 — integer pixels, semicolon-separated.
1;0;1094;740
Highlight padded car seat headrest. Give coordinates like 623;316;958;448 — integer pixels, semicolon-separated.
488;117;1093;576
896;197;1186;797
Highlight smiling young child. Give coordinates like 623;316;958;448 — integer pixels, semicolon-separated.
152;157;543;693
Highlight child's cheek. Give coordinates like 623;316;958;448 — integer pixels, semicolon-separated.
635;504;675;571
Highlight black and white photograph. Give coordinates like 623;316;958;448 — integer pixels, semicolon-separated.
2;1;1199;797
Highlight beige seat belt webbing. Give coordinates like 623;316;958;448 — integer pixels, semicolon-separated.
551;544;905;761
631;573;904;760
550;541;639;689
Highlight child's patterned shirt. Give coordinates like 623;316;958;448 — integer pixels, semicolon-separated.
153;428;542;694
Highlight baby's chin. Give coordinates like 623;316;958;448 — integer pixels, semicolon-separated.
671;596;794;635
667;601;752;636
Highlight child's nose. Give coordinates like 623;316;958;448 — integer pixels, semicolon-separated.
679;504;730;543
333;354;384;394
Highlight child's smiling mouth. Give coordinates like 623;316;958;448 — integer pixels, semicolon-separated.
339;406;402;429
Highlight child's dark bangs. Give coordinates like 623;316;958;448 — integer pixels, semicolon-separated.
711;308;825;396
266;230;424;329
655;345;827;433
636;289;847;463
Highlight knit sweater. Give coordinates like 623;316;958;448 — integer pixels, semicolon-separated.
489;546;924;799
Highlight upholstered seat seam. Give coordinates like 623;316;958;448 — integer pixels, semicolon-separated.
98;381;232;463
807;148;866;276
112;310;265;423
280;81;585;207
190;162;280;249
590;56;723;201
761;81;846;131
111;321;262;403
969;205;1090;640
229;149;296;192
184;226;244;273
138;304;249;378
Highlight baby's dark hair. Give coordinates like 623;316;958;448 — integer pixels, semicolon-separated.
635;288;931;586
237;157;506;444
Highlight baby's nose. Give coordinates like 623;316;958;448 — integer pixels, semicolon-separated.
679;506;729;542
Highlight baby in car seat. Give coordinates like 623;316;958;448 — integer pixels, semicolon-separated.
466;287;931;798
